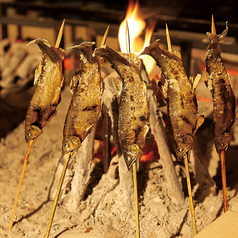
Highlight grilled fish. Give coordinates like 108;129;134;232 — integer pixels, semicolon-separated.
62;42;102;155
141;40;204;160
205;22;236;153
95;45;150;169
25;39;65;143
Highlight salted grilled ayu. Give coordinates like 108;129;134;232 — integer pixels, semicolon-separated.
205;22;236;153
95;45;150;169
25;39;65;143
62;42;102;155
141;40;204;160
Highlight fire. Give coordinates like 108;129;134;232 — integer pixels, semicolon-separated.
118;0;156;74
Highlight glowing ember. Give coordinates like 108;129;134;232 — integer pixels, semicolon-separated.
140;141;160;162
118;0;156;74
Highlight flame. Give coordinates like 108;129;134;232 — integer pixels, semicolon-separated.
140;21;156;74
118;0;156;74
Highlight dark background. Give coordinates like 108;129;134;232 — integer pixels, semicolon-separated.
8;0;238;37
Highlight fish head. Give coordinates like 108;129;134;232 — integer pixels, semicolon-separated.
176;134;194;160
62;136;81;155
25;125;42;143
123;144;143;170
215;131;232;153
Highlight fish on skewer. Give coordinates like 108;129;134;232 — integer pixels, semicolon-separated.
141;40;204;160
62;25;109;154
25;39;65;143
205;20;236;155
95;39;149;238
204;18;237;212
94;45;150;170
9;21;65;230
62;42;103;155
45;33;108;237
141;28;204;236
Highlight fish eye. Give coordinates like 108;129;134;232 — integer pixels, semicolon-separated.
28;133;31;137
178;148;182;152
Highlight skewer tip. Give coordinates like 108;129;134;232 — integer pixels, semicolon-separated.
125;20;131;54
55;19;65;48
100;25;110;47
165;23;172;52
211;15;216;34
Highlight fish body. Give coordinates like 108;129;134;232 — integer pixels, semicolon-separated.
95;45;150;169
25;39;65;143
205;23;236;153
141;40;204;160
62;42;102;155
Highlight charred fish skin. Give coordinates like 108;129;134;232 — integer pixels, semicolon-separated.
95;45;150;169
205;23;236;153
25;39;65;143
62;42;102;155
141;40;204;160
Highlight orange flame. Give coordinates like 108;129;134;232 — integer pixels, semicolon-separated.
118;0;156;74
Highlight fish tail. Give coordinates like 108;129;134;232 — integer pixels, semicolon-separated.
206;22;228;44
29;38;66;61
140;39;160;56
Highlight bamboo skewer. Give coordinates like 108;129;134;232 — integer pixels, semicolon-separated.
45;152;72;238
125;20;140;238
8;20;65;231
184;152;197;236
165;23;172;53
99;25;110;67
8;139;35;230
133;162;140;238
100;25;110;47
220;150;228;212
126;20;131;54
55;19;65;48
211;15;216;35
166;24;197;236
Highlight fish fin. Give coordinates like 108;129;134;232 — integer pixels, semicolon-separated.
219;21;229;41
46;110;57;125
84;124;94;137
161;79;168;99
194;115;205;134
204;71;208;85
236;112;238;121
116;77;123;103
204;71;213;93
61;76;65;88
136;160;140;172
34;61;43;85
70;74;79;94
193;74;201;91
171;50;183;64
173;51;182;59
